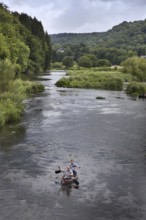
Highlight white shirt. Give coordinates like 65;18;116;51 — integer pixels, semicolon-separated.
69;162;79;171
64;169;73;179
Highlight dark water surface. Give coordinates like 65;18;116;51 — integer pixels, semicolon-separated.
0;71;146;220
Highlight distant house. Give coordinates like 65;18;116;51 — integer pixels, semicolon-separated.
57;48;64;53
141;55;146;58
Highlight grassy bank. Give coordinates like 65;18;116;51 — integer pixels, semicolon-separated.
55;69;134;91
0;79;44;127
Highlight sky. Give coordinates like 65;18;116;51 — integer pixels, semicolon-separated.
2;0;146;34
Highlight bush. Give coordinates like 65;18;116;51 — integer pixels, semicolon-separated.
78;56;92;68
126;82;146;95
105;78;123;90
55;77;70;87
62;56;73;68
51;62;63;69
0;98;23;126
121;56;146;81
4;99;23;123
55;70;124;91
0;79;44;127
0;109;5;128
0;59;15;92
97;59;111;67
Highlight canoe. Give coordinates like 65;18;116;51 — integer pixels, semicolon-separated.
61;176;79;186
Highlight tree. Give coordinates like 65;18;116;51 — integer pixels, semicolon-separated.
9;40;30;74
86;54;97;67
62;56;73;68
97;59;111;67
78;55;92;68
121;56;146;81
0;34;10;59
0;59;15;92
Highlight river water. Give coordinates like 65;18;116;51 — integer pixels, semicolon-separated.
0;71;146;220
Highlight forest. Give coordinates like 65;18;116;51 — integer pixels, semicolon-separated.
51;19;146;67
0;3;51;75
0;3;51;127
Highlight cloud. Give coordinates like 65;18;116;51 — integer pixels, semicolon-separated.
3;0;146;34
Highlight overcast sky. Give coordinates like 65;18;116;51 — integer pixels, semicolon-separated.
3;0;146;34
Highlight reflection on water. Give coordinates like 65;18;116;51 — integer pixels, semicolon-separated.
61;185;79;196
0;71;146;220
0;125;26;150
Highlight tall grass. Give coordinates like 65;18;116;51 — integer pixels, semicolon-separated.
56;69;133;91
0;79;44;127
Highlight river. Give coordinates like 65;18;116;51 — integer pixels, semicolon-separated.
0;71;146;220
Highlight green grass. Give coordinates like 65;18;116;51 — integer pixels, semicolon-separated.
55;68;134;91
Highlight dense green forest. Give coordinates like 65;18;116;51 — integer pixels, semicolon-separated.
0;3;51;75
51;19;146;66
0;3;51;127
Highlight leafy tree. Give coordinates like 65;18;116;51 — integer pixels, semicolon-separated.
56;51;64;62
78;55;92;68
8;40;30;74
0;59;15;92
62;56;74;68
86;54;97;67
126;82;146;94
64;47;73;56
121;56;146;81
97;59;111;67
0;33;10;59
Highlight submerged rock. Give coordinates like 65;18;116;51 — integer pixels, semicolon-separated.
96;96;106;100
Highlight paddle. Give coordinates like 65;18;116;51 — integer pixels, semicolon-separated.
73;179;79;185
55;170;62;174
55;169;79;185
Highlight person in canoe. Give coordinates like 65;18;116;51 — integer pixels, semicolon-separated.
55;160;80;186
68;159;80;177
61;165;74;185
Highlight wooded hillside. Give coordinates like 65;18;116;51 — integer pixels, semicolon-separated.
0;3;51;75
51;20;146;52
51;19;146;66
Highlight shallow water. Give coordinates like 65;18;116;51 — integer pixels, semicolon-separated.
0;71;146;220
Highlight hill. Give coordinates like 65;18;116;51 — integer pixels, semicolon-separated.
51;19;146;54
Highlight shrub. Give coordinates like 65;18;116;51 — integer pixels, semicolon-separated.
62;56;74;68
97;59;111;67
78;56;92;68
55;77;70;87
121;56;146;81
4;99;23;123
56;71;124;91
0;79;44;127
0;59;15;92
0;108;5;128
105;78;123;90
51;62;63;69
126;82;146;95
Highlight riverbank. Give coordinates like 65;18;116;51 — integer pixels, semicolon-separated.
0;79;44;127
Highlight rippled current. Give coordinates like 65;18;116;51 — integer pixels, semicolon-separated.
0;71;146;220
